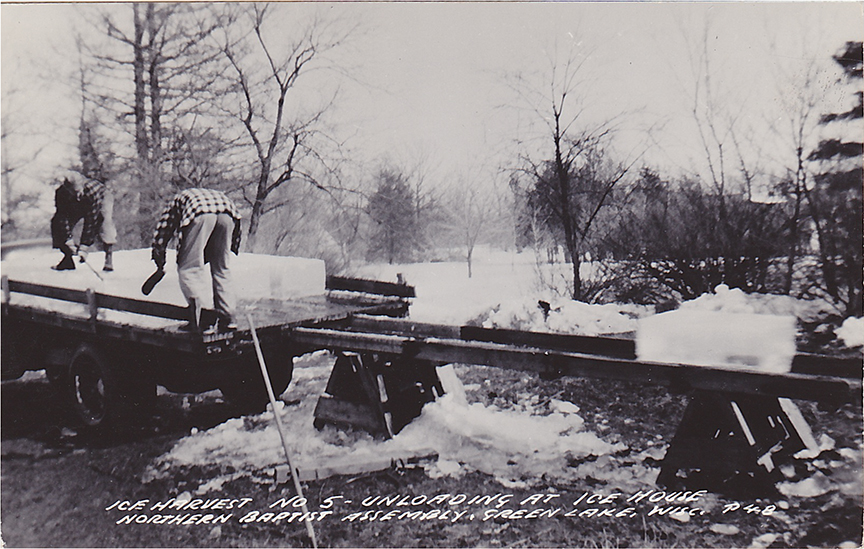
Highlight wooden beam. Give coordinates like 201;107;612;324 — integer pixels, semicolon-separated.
306;318;864;381
460;325;637;360
326;275;415;298
86;288;98;323
791;352;862;379
6;279;190;320
289;327;861;403
3;306;203;354
7;279;90;305
347;316;462;339
276;450;438;483
94;292;189;321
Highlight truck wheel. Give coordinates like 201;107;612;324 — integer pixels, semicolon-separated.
68;344;114;428
67;344;156;430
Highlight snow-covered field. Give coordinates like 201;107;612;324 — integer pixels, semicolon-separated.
354;247;641;328
146;248;863;498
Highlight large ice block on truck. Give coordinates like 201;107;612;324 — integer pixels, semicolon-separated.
636;309;797;373
1;248;326;311
232;252;326;301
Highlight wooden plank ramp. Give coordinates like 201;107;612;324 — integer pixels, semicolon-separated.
291;325;861;403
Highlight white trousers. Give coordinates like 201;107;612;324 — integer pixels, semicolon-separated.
177;213;235;320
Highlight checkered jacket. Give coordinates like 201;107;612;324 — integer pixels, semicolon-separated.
151;188;242;265
52;178;106;248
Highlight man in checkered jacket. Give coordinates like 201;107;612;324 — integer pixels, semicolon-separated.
50;171;117;272
151;188;242;332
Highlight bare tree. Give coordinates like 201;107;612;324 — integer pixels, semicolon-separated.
507;43;634;300
675;17;784;292
216;3;356;251
766;44;831;295
1;81;47;239
444;169;493;278
78;3;229;244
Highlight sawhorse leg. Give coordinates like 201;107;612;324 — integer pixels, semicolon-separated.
657;390;818;497
313;352;444;438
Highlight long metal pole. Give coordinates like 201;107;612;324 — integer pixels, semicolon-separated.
79;255;104;282
247;314;318;549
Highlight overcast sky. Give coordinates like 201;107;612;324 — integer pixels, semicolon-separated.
2;2;862;200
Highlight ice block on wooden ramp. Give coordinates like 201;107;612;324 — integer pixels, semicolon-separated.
636;309;797;373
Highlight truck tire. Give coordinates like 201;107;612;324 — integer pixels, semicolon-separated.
67;343;155;431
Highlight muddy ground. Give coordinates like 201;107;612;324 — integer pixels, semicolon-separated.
1;362;862;548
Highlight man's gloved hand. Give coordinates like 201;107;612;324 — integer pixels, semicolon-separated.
77;245;89;263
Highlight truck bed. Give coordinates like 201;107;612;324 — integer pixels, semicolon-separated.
1;248;410;356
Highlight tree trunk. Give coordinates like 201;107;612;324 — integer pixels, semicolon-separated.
571;250;582;301
148;4;163;172
784;149;804;295
133;4;148;167
247;199;265;252
247;150;275;251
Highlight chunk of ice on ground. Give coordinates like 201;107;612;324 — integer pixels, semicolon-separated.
778;471;833;498
836;317;864;348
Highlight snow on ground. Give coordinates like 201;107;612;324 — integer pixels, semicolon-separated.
480;299;645;335
354;247;551;325
146;355;626;491
355;247;649;332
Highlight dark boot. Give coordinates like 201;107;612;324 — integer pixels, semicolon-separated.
102;244;114;272
189;298;202;332
52;247;76;271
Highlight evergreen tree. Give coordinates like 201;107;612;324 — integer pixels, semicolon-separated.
367;169;418;264
807;41;863;316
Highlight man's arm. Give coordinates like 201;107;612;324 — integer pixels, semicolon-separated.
151;198;180;268
231;218;242;255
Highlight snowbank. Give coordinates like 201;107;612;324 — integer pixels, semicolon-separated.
479;298;645;336
356;251;650;334
680;283;800;316
355;251;550;325
147;356;624;490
